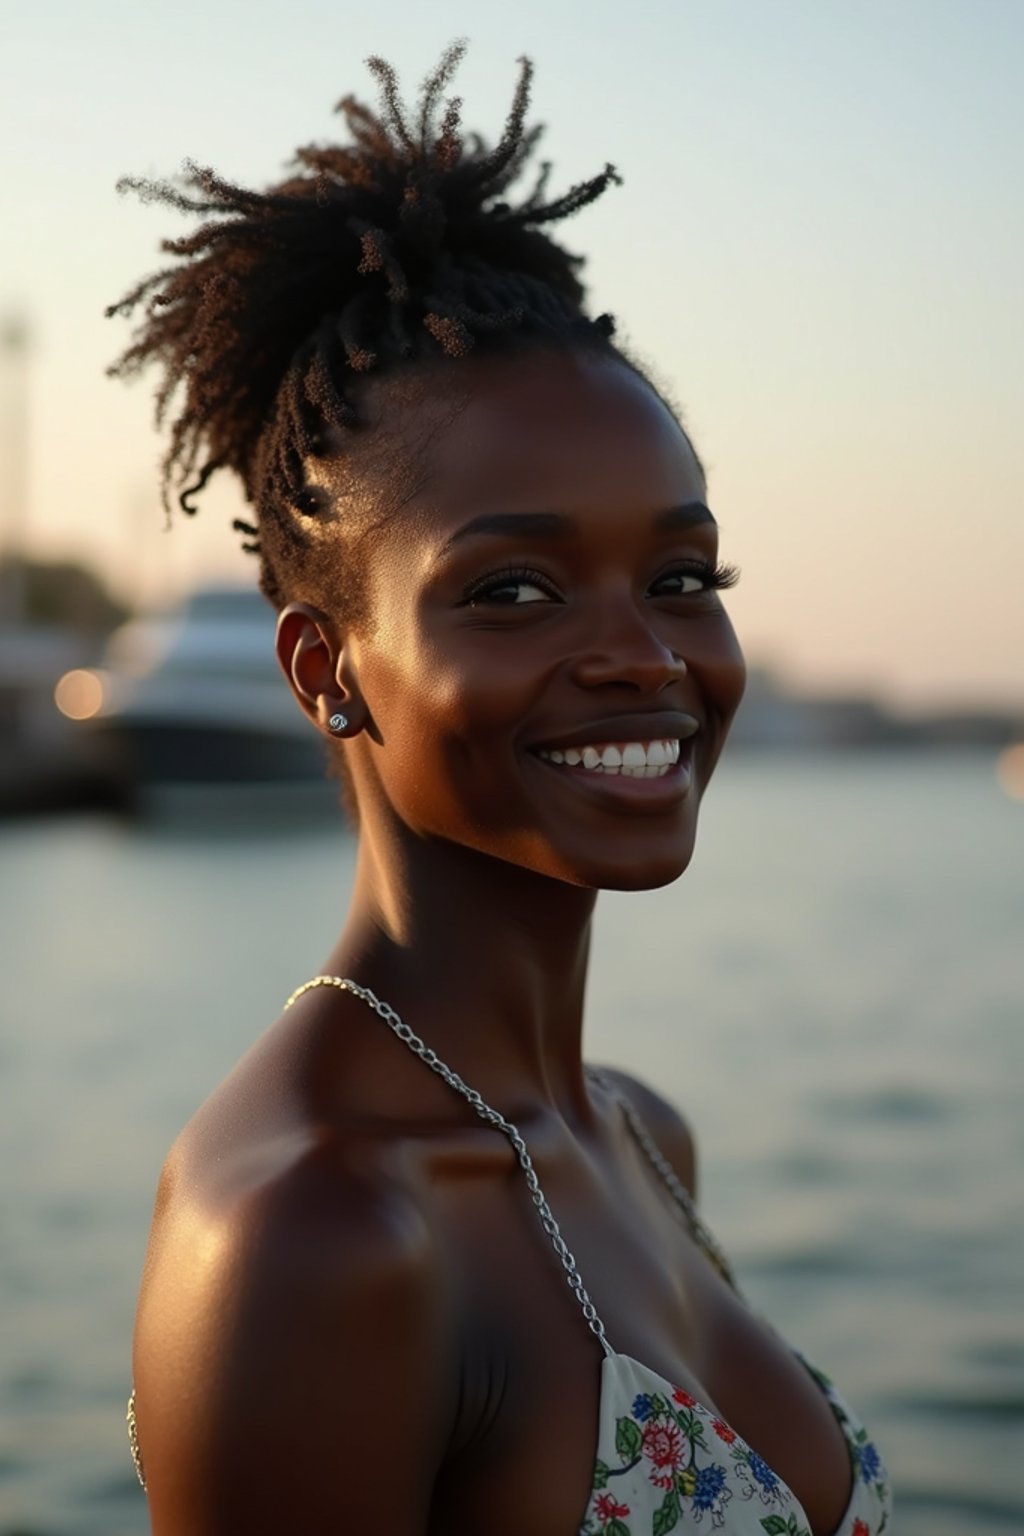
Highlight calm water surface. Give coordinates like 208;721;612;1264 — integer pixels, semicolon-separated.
1;753;1021;1535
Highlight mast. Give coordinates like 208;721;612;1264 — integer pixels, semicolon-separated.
0;312;30;628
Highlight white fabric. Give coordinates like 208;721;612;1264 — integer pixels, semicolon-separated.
580;1348;890;1535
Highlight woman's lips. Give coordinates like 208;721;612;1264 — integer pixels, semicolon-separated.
530;738;695;807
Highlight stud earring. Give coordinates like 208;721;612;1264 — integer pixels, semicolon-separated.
328;712;348;733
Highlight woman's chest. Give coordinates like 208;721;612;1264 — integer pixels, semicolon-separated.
424;1172;855;1536
429;1316;856;1536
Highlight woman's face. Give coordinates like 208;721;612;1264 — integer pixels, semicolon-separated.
336;348;746;891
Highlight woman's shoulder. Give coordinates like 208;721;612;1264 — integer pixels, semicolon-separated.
158;1096;438;1275
132;1025;457;1528
589;1063;699;1199
161;983;438;1200
149;998;448;1298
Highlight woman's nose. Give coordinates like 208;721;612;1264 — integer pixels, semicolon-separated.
568;599;687;693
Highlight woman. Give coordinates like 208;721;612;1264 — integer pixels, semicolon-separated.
111;45;891;1535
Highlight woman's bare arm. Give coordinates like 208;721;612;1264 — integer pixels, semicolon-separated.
132;1142;454;1534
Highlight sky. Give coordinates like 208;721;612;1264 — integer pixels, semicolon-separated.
2;0;1022;710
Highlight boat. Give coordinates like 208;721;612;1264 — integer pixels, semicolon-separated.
72;585;333;809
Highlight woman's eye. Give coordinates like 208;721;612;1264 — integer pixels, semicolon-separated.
487;580;551;605
652;568;711;596
465;572;557;606
651;562;739;598
657;572;706;595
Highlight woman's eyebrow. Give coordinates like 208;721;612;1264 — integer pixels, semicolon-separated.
440;501;716;555
442;511;573;552
653;502;717;533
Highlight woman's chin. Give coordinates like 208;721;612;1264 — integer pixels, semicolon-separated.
545;837;698;893
594;851;695;893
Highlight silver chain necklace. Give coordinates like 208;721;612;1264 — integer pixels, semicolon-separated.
285;974;616;1355
285;974;741;1328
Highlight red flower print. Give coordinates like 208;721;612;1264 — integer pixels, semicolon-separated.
711;1417;737;1443
672;1387;697;1408
641;1419;685;1488
594;1493;631;1524
851;1523;870;1536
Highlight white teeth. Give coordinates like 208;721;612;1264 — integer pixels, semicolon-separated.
538;738;684;778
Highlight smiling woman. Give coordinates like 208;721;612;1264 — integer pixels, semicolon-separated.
108;43;891;1536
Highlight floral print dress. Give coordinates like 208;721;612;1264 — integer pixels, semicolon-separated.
576;1069;892;1535
580;1348;890;1535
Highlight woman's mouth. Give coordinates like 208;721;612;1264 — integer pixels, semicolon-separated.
535;738;681;778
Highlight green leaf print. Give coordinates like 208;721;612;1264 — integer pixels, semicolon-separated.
652;1489;680;1534
672;1406;707;1447
615;1417;642;1460
759;1516;808;1536
592;1459;610;1489
607;1521;631;1536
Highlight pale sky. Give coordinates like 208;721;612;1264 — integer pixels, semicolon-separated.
2;0;1022;709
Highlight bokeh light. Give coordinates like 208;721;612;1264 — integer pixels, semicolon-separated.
54;668;107;720
996;742;1024;801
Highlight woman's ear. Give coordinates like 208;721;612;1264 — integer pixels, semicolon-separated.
275;603;364;738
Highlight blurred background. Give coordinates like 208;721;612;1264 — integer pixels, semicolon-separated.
1;2;1021;1532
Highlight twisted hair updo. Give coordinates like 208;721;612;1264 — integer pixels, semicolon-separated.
107;42;630;614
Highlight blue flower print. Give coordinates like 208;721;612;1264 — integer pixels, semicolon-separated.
746;1451;779;1497
858;1440;881;1482
692;1461;732;1520
631;1393;654;1422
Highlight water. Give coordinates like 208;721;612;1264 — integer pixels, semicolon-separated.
1;753;1021;1535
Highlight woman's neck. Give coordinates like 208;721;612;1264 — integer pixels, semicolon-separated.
325;817;600;1125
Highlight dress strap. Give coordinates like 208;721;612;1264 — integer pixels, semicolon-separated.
284;976;616;1358
585;1066;744;1296
126;1389;145;1488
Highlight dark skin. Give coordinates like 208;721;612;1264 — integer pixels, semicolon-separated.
132;351;854;1534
